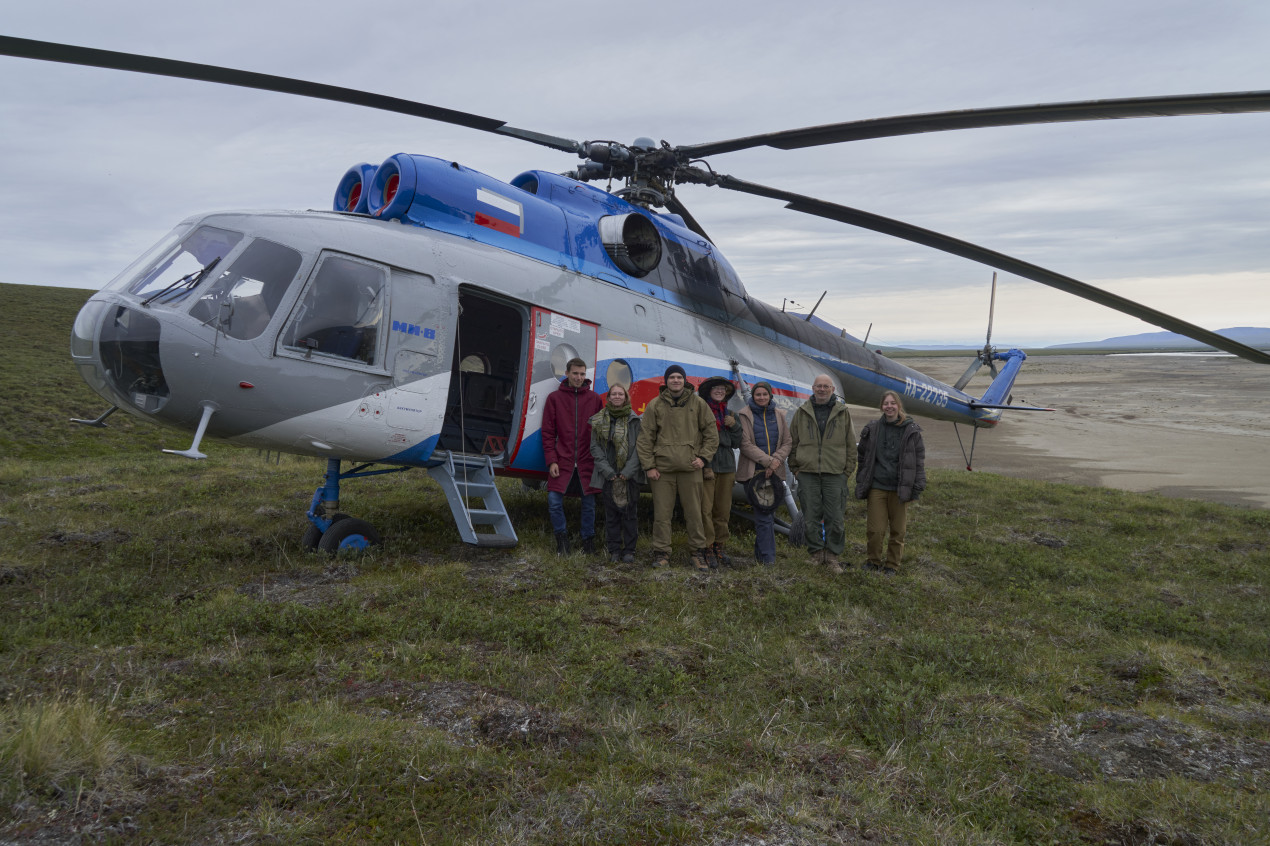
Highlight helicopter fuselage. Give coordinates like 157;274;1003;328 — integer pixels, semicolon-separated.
69;155;1000;477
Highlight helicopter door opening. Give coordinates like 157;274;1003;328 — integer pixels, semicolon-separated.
506;307;599;475
437;293;526;459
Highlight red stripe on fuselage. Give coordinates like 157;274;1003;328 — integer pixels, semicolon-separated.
628;376;809;415
475;212;520;237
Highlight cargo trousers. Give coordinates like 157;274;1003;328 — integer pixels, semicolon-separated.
797;472;850;557
649;470;706;554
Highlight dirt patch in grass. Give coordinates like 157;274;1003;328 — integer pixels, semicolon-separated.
342;679;586;748
1032;709;1270;784
38;529;131;547
237;563;358;606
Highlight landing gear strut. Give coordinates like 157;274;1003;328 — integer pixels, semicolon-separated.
302;458;405;553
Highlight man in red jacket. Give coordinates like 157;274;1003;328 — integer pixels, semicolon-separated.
542;358;603;554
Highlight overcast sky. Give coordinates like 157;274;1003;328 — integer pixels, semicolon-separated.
2;0;1267;346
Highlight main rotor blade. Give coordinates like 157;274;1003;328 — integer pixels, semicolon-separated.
679;91;1270;158
0;36;582;154
715;175;1270;365
663;195;714;243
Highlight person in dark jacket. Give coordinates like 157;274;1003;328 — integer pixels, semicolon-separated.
589;383;643;563
737;381;792;564
855;390;926;575
542;358;603;555
698;377;742;567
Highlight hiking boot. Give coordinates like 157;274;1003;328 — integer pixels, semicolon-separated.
651;552;670;569
702;547;719;569
555;533;571;556
621;553;636;564
827;558;844;574
691;549;710;572
582;536;597;555
862;561;883;572
712;542;733;567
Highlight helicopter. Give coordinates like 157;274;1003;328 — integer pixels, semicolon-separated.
3;35;1268;552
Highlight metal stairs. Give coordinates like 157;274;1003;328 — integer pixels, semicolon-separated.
427;452;518;548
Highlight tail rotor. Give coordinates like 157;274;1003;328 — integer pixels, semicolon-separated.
953;272;999;391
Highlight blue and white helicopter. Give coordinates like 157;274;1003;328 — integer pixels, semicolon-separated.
4;36;1267;551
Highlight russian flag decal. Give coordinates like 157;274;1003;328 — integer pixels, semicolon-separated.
475;188;523;237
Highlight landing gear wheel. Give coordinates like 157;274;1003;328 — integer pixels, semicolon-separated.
317;517;382;554
301;512;351;551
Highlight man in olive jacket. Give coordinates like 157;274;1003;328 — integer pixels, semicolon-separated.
636;365;719;571
788;373;857;573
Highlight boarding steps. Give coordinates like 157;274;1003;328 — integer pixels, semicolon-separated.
427;452;518;548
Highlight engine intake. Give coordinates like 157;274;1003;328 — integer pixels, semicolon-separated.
598;213;661;277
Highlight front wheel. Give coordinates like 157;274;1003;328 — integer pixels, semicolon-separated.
301;512;351;551
317;517;382;554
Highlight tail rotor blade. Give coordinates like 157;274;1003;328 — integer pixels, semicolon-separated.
953;357;984;391
985;272;997;349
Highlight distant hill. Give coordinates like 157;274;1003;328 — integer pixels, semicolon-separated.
1046;327;1270;352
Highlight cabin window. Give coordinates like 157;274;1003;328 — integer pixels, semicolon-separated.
121;225;244;305
187;239;302;340
280;255;388;367
605;359;633;391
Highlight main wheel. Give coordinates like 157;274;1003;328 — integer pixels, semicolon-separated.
301;512;351;551
317;517;382;554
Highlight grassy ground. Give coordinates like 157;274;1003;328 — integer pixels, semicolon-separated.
2;284;1268;843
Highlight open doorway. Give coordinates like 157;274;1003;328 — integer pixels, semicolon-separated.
437;292;525;458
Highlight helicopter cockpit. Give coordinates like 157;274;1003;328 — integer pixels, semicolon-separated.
279;255;387;366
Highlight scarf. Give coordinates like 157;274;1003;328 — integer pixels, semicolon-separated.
707;397;728;430
591;402;633;470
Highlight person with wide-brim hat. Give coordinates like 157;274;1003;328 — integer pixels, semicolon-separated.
737;380;792;564
697;376;741;567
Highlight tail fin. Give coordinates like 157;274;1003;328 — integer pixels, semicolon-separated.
972;349;1035;410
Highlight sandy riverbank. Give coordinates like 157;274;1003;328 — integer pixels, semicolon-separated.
846;354;1270;509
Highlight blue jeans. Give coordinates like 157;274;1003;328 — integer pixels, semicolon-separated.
548;490;596;538
753;508;776;563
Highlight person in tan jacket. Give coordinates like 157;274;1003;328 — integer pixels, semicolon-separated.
636;365;719;571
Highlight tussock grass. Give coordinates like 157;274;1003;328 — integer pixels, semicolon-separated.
1;696;123;798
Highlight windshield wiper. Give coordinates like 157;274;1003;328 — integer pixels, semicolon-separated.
141;257;221;307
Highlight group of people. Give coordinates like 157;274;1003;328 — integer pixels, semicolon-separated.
540;359;926;575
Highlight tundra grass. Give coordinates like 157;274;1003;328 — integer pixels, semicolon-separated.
2;450;1267;844
2;283;1268;842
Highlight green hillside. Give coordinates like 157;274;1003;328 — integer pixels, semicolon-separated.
1;282;1267;844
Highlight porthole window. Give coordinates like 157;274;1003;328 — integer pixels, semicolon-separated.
550;343;580;378
605;358;633;392
460;354;490;374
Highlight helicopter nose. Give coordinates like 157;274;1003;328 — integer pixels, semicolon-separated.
70;297;171;413
70;297;113;400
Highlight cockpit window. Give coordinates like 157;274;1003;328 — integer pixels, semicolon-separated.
280;255;388;367
187;239;303;340
122;225;245;304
